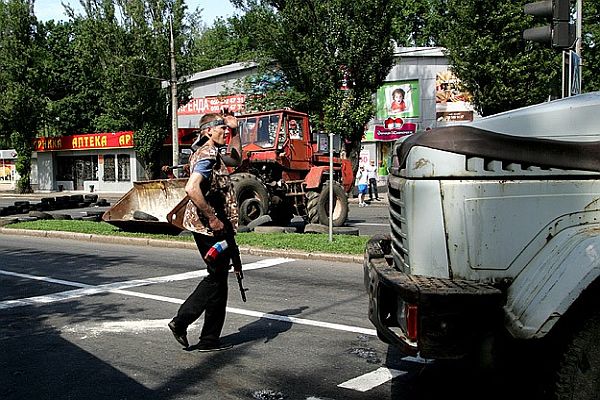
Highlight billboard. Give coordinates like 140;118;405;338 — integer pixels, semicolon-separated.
376;80;420;119
435;70;475;125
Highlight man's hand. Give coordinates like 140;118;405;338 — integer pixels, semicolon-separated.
224;115;238;130
208;214;224;234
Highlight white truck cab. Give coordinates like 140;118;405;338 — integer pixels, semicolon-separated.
364;92;600;399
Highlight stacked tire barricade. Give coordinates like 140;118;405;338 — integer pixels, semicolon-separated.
0;194;110;224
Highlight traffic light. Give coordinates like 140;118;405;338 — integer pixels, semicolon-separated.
523;0;575;49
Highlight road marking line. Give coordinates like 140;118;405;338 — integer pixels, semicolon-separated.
1;257;377;337
226;307;377;336
0;258;293;310
337;367;407;392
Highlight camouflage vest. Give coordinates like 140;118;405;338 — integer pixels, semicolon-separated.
182;143;238;235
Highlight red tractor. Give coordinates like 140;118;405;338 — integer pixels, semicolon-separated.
231;109;353;227
102;109;353;234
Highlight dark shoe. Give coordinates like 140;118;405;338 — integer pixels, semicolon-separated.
168;320;189;348
195;341;233;353
375;198;381;201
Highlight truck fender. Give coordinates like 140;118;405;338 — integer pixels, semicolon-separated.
304;166;327;190
504;221;600;340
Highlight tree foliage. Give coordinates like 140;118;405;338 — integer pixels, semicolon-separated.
390;0;600;117
0;0;45;192
440;0;561;116
231;0;398;167
582;1;600;92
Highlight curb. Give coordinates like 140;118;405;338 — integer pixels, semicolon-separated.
0;228;363;264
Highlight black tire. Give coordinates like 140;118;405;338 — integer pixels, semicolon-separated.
247;214;272;230
28;211;53;220
231;173;269;225
306;182;349;227
133;210;159;221
306;191;320;224
555;312;600;400
254;226;294;234
239;198;265;225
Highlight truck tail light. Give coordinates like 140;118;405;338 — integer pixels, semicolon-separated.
405;304;418;341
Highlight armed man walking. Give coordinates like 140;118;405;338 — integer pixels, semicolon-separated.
168;112;242;352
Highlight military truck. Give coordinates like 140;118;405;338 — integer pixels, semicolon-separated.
364;92;600;399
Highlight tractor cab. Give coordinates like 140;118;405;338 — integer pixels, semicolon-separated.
237;110;313;172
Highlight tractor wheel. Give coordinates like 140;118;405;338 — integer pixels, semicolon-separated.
231;173;270;225
306;182;349;227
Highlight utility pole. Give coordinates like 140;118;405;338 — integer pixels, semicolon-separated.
169;16;179;177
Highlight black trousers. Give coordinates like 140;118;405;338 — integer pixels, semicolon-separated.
368;178;378;200
173;232;231;344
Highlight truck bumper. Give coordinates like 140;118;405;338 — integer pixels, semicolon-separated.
364;235;505;359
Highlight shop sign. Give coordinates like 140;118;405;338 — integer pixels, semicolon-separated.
373;121;417;141
34;131;134;152
177;94;246;116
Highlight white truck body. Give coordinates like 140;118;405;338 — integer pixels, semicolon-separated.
364;92;600;369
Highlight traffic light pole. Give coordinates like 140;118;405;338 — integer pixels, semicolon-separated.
576;0;582;88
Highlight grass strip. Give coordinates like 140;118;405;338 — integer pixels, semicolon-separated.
6;220;368;255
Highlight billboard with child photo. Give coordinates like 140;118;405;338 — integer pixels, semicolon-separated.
376;80;420;119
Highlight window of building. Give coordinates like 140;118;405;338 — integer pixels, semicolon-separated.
117;154;130;181
104;155;115;182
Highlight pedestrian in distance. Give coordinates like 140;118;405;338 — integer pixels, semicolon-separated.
168;112;242;352
357;164;369;207
366;160;380;201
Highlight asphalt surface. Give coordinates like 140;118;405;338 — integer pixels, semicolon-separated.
0;235;424;400
0;234;535;400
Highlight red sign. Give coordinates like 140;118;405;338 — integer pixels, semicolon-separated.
374;123;417;141
178;94;246;115
34;131;134;152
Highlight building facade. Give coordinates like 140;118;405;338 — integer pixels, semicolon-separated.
33;131;138;192
29;51;474;193
360;47;476;180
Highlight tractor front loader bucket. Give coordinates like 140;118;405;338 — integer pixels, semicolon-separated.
102;178;188;235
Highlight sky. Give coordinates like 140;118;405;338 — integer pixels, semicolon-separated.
33;0;237;25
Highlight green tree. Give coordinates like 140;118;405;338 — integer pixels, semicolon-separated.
59;0;194;178
391;0;448;46
582;1;600;92
441;0;561;116
0;0;45;193
398;0;600;116
231;0;399;168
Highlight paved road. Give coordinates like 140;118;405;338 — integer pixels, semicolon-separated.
0;234;529;400
0;235;411;399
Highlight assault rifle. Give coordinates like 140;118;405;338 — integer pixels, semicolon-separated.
226;235;248;302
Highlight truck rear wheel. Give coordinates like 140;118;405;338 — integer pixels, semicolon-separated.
306;182;348;227
231;173;270;225
555;312;600;400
